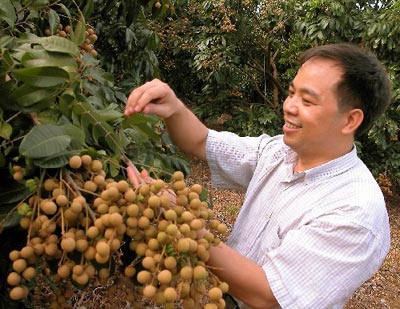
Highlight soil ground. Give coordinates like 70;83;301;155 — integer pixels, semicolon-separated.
187;158;400;309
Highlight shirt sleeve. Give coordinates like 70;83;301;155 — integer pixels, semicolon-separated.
262;209;386;309
206;129;267;190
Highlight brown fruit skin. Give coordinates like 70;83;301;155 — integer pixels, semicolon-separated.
9;286;26;300
69;155;82;169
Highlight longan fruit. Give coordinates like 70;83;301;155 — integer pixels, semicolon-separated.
142;256;156;270
124;265;136;278
135;243;148;256
72;265;84;276
75;272;89;285
137;270;152;284
173;180;186;191
190;218;203;231
22;267;36;280
13;259;27;273
56;194;69;207
84;246;96;260
166;224;178;236
52;187;65;198
147;238;160;251
19;217;30;230
157;269;172;285
176;238;190;253
139;184;150;196
70;201;83;213
164;209;177;221
117;180;129;193
33;244;44;256
40;200;58;215
219;281;229;293
204;304;218;309
90;49;98;57
7;272;21;286
163;256;177;270
143;285;157;298
163;287;177;302
172;171;184;181
176;194;188;207
193;265;208;280
180;265;193;280
13;171;24;182
190;184;203;194
147;195;161;208
86;226;99;239
181;211;194;223
81;154;92;166
208;287;223;301
143;208;155;220
124;189;136;203
96;241;110;257
57;264;71;279
9;286;26;300
154;1;161;9
217;223;228;234
69;155;82;169
43;178;58;191
90;160;103;172
20;246;34;259
61;237;76;252
83;181;97;192
109;212;123;227
138;216;150;229
76;239;89;252
93;175;106;187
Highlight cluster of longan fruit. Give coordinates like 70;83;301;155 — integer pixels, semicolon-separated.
44;23;98;57
7;154;229;308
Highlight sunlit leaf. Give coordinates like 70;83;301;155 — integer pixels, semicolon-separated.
40;36;80;56
13;66;70;87
19;124;71;159
0;0;16;28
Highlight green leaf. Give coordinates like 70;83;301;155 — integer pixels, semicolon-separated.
48;9;60;34
34;151;74;168
40;36;80;56
9;85;56;107
82;0;94;18
0;122;12;140
0;0;16;28
70;15;86;46
0;181;31;204
19;124;71;159
22;50;77;68
0;35;14;48
13;66;70;87
29;0;49;8
1;50;13;70
122;113;158;127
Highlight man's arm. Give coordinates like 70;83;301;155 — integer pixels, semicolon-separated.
124;79;208;160
207;242;279;309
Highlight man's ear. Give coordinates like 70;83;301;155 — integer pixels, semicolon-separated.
342;108;364;135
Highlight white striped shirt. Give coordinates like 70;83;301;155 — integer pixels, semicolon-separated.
206;130;390;309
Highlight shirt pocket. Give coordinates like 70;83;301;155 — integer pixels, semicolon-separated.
259;221;282;255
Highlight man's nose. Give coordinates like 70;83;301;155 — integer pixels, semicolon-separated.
283;96;298;114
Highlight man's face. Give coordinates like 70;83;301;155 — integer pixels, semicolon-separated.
282;57;349;160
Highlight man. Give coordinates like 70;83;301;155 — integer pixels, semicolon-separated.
124;43;392;308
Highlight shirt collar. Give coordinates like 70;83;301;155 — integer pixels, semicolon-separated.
283;145;359;183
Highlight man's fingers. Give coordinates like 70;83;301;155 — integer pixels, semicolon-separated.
125;79;164;117
127;166;139;188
